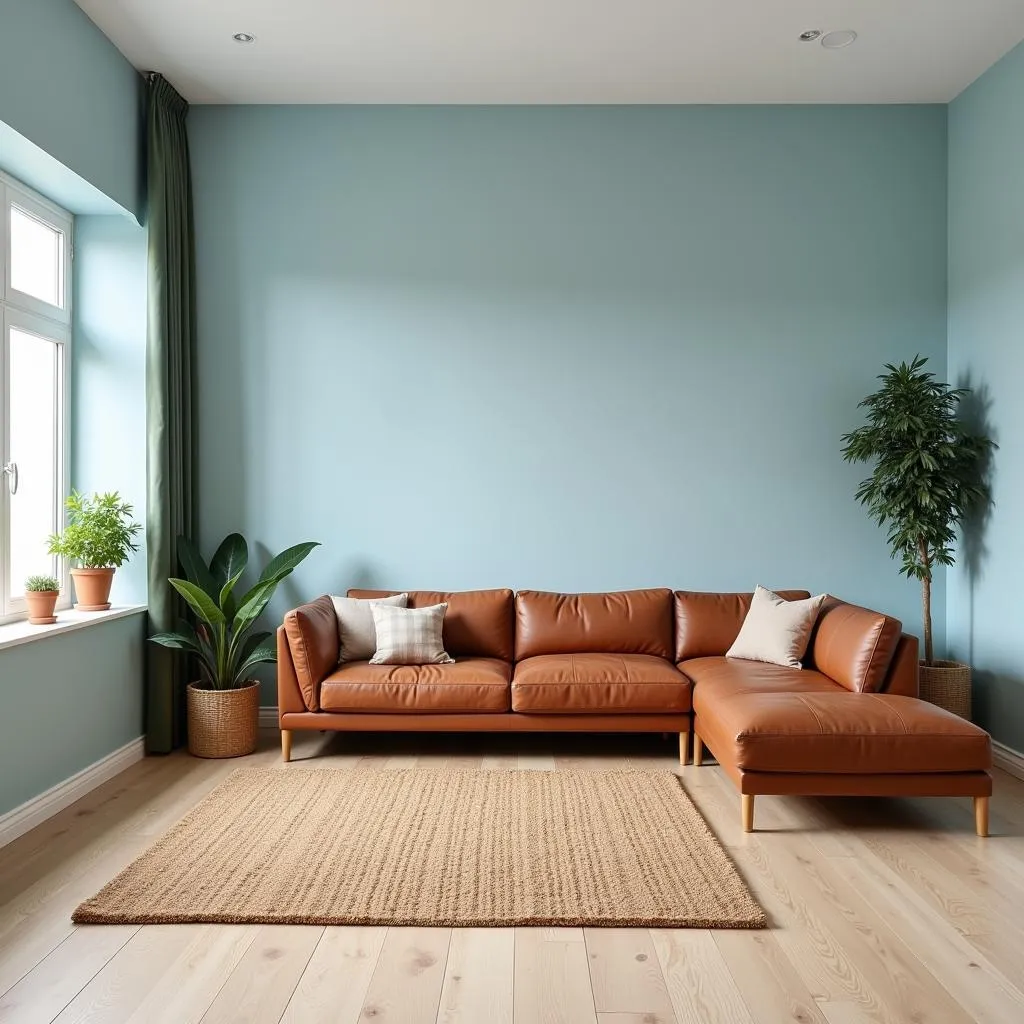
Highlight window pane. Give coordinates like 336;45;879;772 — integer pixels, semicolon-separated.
10;207;64;308
8;327;60;597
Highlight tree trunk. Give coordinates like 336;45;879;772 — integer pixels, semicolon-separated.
919;539;933;666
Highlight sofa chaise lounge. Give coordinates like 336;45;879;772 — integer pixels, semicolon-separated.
278;587;992;835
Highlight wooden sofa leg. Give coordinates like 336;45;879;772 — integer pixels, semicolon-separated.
975;796;989;837
281;729;292;764
694;732;704;767
679;731;690;765
742;794;755;833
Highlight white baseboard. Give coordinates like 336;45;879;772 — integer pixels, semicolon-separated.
0;736;145;849
260;706;279;729
993;740;1024;782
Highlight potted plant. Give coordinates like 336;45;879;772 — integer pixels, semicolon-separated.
47;491;142;611
150;533;318;758
841;356;996;719
24;574;60;624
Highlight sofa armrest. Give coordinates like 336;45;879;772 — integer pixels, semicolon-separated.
282;595;339;712
277;626;309;716
883;634;920;698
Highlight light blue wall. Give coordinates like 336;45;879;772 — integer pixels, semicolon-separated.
0;613;145;816
0;0;143;218
190;104;948;699
0;2;148;818
947;41;1024;751
0;122;127;217
72;215;149;605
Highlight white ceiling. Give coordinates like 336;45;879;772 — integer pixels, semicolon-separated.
74;0;1024;104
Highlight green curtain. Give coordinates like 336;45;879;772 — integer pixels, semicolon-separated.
145;73;196;753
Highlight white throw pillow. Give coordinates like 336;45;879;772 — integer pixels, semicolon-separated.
726;586;826;669
330;592;408;663
370;602;454;666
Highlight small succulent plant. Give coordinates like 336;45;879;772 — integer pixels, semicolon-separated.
25;574;60;593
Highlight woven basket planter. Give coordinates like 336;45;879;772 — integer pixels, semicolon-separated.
918;660;972;721
186;682;260;758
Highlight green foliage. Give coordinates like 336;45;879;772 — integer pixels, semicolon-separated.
24;574;60;593
47;491;141;568
149;533;319;691
841;356;996;662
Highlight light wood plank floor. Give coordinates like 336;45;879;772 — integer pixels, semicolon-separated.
1;730;1022;1024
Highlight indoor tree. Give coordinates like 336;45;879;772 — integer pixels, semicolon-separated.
841;356;995;666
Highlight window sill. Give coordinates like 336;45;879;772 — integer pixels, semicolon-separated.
0;605;147;653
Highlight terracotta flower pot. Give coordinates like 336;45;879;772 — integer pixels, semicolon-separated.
919;660;972;721
25;590;59;624
186;682;260;758
71;567;115;611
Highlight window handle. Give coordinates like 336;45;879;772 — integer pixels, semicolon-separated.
2;462;17;496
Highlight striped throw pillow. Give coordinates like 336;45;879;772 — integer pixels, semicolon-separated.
369;602;454;666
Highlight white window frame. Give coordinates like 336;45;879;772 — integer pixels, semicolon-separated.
0;171;73;624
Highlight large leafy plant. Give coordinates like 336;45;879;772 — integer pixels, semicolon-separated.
841;356;995;666
150;534;319;690
48;491;141;568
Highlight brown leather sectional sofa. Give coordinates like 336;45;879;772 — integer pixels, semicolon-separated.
278;587;992;835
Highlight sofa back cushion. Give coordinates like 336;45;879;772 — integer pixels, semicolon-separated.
809;598;902;693
283;595;340;711
515;589;673;660
347;589;514;662
674;590;811;662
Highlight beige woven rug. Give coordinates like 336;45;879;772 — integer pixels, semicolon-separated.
74;768;765;928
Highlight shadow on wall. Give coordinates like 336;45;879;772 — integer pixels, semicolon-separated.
955;372;998;720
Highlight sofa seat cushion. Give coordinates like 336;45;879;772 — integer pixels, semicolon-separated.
512;654;691;713
698;692;992;774
681;656;844;718
320;658;511;713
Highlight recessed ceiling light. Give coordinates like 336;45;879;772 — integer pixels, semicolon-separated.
799;30;822;42
232;32;255;44
821;30;858;49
